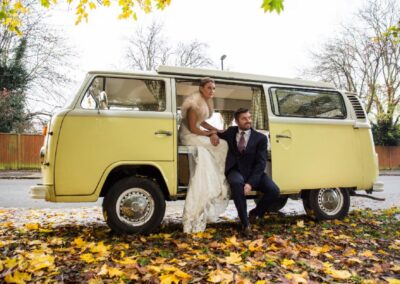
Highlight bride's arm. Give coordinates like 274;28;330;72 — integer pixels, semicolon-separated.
188;108;216;136
200;121;219;131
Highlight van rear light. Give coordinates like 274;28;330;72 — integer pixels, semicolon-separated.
42;125;48;136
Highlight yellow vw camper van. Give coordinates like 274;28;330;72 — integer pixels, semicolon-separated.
31;66;384;234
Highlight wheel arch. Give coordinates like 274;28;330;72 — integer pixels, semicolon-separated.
98;163;171;201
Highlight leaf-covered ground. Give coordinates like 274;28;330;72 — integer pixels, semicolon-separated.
0;207;399;283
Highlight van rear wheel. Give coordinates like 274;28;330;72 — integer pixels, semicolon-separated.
304;188;350;220
103;177;166;234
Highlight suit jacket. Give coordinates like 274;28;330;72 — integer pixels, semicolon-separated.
218;126;268;188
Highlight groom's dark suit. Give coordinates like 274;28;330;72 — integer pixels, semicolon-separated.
218;126;280;227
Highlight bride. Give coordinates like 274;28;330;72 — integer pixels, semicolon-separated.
179;77;230;233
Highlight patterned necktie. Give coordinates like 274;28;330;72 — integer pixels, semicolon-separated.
238;131;246;153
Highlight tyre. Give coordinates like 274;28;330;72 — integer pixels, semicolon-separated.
306;188;350;220
103;177;166;234
301;190;312;214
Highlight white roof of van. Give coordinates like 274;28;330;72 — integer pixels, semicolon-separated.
88;66;335;89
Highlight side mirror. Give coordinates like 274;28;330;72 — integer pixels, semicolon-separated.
97;91;108;113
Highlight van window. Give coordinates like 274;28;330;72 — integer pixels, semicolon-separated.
176;80;268;130
81;77;166;111
270;88;346;119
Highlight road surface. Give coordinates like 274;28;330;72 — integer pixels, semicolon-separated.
0;176;398;223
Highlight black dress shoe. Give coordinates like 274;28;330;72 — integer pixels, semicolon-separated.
242;225;252;237
248;210;259;224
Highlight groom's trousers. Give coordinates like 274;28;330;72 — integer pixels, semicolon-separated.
227;169;280;227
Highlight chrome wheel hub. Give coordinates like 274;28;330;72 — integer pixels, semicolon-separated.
317;188;343;216
116;188;154;226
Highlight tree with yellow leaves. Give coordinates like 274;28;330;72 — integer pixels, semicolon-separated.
0;0;285;34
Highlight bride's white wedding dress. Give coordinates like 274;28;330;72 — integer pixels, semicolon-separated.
179;92;230;233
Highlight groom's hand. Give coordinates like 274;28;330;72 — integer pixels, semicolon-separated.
210;133;220;146
244;183;252;195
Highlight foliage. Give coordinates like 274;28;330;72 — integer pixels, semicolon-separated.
0;89;27;132
0;207;399;283
1;0;74;123
0;0;285;35
372;118;400;146
0;36;29;133
126;21;213;70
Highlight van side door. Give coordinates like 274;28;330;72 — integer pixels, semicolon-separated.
265;85;363;193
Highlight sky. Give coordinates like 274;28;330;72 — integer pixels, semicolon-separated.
48;0;367;104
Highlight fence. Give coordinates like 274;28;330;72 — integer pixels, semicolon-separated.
0;133;44;170
375;146;400;170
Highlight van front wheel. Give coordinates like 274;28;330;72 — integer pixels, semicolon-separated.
306;188;350;220
103;177;166;234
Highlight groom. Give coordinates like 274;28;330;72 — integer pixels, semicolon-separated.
210;108;280;236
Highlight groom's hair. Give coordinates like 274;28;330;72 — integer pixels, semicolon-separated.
234;108;250;120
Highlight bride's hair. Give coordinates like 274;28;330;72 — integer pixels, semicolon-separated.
199;77;215;88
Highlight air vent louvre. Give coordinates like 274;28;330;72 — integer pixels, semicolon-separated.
347;95;366;119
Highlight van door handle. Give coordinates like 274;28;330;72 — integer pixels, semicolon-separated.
154;130;172;136
276;134;291;139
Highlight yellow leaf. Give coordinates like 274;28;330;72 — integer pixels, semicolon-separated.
174;242;189;249
325;268;351;280
193;231;213;239
5;257;18;269
296;220;304;227
108;267;124;277
285;271;308;283
208;269;234;283
281;258;295;268
197;254;210;261
90;242;110;256
97;264;108;275
225;236;241;247
224;252;242;265
80;253;96;263
361;250;374;257
115;256;136;265
320;244;331;253
323;253;334;260
73;237;87;248
38;228;53;233
266;243;279;251
88;278;103;284
27;253;55;271
248;239;264;252
5;271;32;283
391;264;400;272
386;278;400;284
174;269;191;279
25;223;39;230
347;257;363;264
255;281;266;284
159;273;180;284
343;248;356;256
240;261;256;272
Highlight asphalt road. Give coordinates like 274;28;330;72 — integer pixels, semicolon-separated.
0;176;398;215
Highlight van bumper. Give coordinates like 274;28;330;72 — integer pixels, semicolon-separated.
30;184;53;200
371;181;384;192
